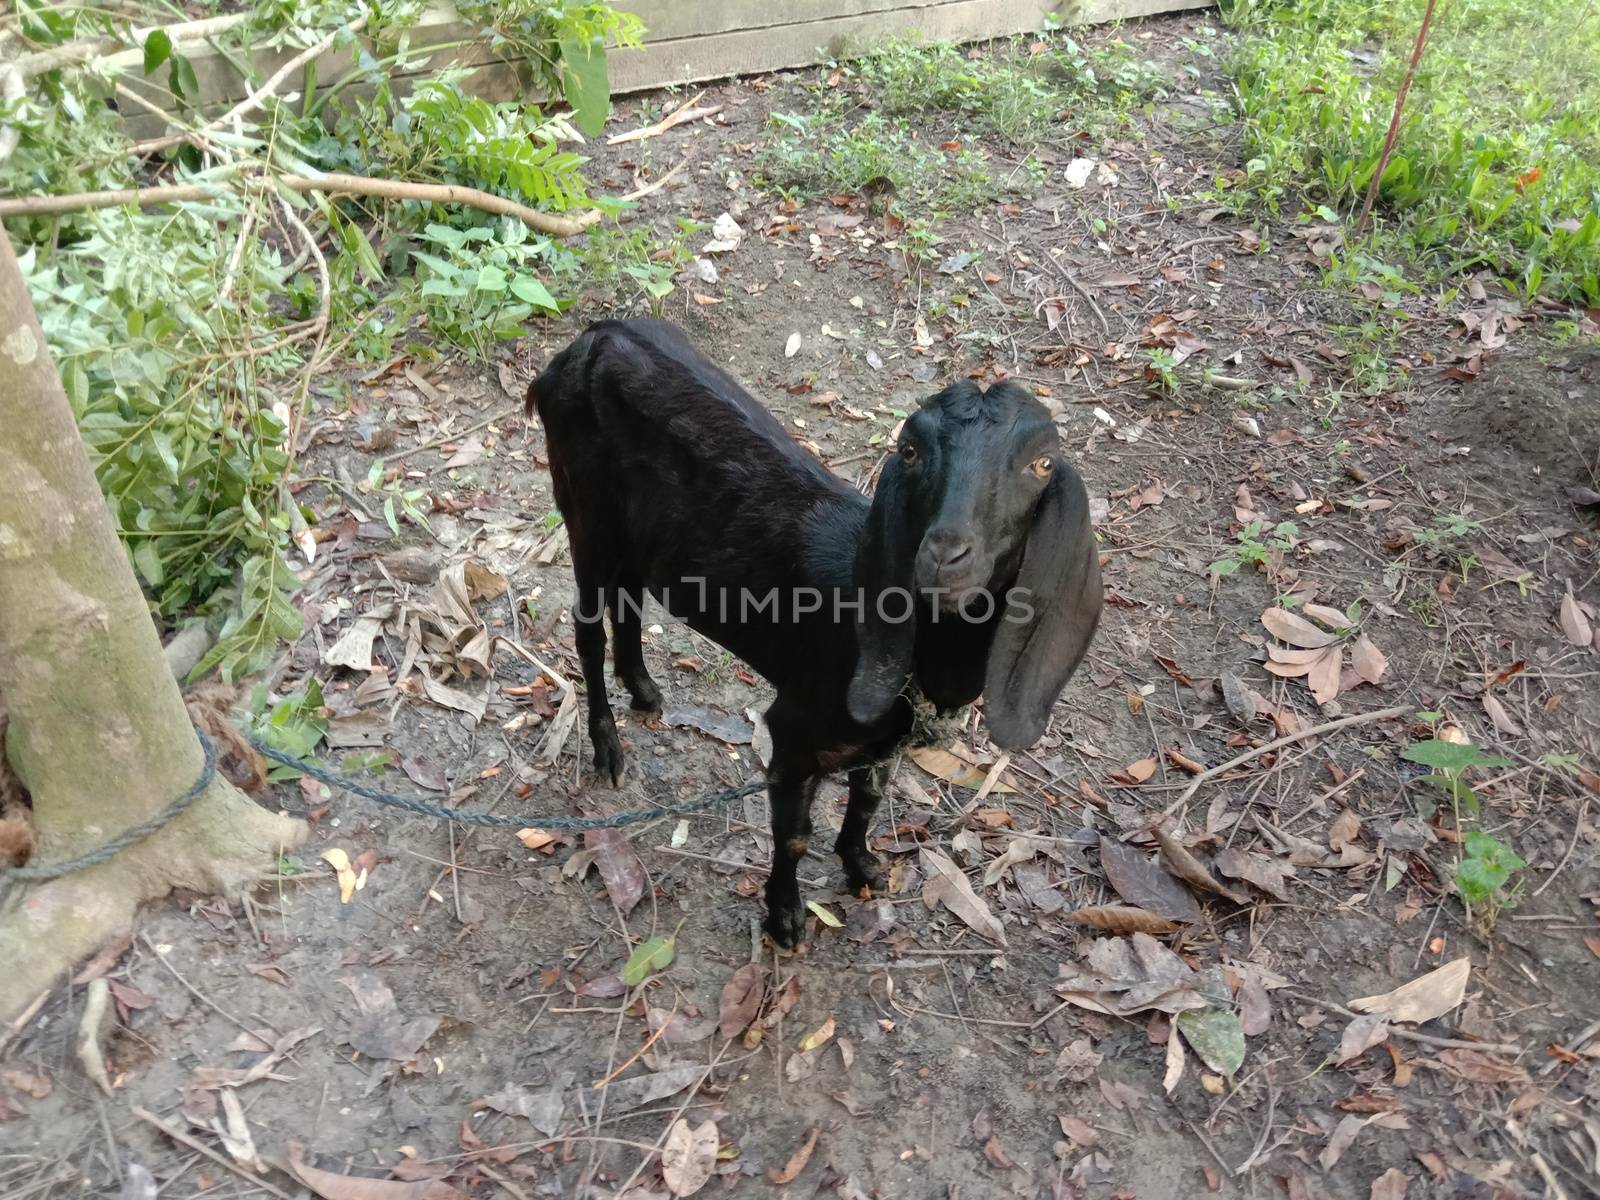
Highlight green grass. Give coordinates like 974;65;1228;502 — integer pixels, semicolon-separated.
1225;0;1600;305
755;33;1164;212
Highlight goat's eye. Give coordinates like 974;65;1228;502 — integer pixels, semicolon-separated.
900;444;918;465
1029;455;1054;479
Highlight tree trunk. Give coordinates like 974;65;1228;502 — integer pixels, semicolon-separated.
0;227;305;1024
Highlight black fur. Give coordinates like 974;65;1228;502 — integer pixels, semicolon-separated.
530;319;1101;947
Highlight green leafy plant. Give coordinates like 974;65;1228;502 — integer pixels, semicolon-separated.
1210;520;1299;579
248;677;330;782
1142;348;1182;395
1455;830;1526;913
1225;0;1600;305
411;220;563;353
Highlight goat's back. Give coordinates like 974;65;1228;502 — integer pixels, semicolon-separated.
529;320;866;686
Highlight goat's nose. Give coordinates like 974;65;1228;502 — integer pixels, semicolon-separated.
924;531;976;575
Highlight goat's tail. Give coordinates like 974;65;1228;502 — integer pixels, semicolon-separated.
524;322;616;418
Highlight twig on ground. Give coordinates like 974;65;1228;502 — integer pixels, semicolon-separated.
1231;1078;1278;1176
606;91;711;145
132;1106;297;1200
1157;705;1413;820
140;932;269;1038
612;1039;735;1197
1283;989;1520;1055
618;157;689;202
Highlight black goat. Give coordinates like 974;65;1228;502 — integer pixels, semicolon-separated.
528;319;1101;948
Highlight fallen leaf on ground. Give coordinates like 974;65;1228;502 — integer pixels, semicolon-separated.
321;847;361;904
1055;1038;1103;1084
718;964;767;1040
1262;608;1340;648
1320;1114;1378;1171
662;1119;718;1196
517;827;556;852
590;1063;704;1114
1107;756;1158;786
1334;1014;1391;1064
1162;1023;1186;1093
621;934;676;987
982;1135;1015;1170
806;900;843;928
1055;933;1205;1017
767;1125;820;1184
1063;904;1182;935
339;973;439;1063
1482;693;1522;736
908;747;1014;791
585;829;646;915
288;1143;463;1200
1559;593;1593;647
1350;634;1388;685
921;848;1008;945
1099;837;1202;922
1349;958;1469;1024
797;1016;835;1053
784;332;802;358
481;1074;568;1136
1176;972;1246;1074
1152;827;1248;903
1058;1115;1098;1146
1369;1168;1409;1200
1436;1048;1529;1086
1211;847;1293;901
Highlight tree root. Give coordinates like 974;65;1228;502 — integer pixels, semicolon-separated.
0;777;304;1023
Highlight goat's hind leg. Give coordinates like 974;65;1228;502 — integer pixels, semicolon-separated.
837;761;890;896
608;577;662;713
572;560;626;787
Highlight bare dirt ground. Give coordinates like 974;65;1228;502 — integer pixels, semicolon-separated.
5;12;1599;1200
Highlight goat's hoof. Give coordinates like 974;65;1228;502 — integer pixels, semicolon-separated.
627;680;663;713
763;902;807;952
591;727;626;788
839;850;885;897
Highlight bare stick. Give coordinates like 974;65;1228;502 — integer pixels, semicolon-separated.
1158;705;1413;820
131;1106;297;1200
1283;990;1520;1056
0;172;601;238
1354;0;1438;238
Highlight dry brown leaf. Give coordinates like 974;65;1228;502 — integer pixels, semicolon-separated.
1482;692;1522;736
1369;1167;1409;1200
1058;1115;1098;1146
797;1016;835;1054
1320;1114;1377;1172
1328;811;1361;853
981;1135;1015;1170
1262;658;1314;679
585;829;646;916
1266;644;1336;666
661;1119;718;1197
1152;827;1249;904
1558;593;1593;647
1262;608;1340;648
1350;634;1389;685
1436;1048;1529;1086
1108;756;1158;786
1063;904;1181;934
1302;602;1353;630
1333;1014;1391;1064
1162;1021;1186;1094
907;747;1015;792
1099;838;1201;922
921;848;1007;945
1307;646;1344;703
1349;958;1469;1024
1055;934;1204;1018
718;964;767;1041
288;1144;463;1200
1212;847;1293;901
766;1125;820;1185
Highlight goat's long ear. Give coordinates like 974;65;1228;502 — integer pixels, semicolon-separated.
982;464;1102;750
847;467;918;725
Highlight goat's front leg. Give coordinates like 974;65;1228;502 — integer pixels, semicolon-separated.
574;582;625;787
837;761;891;896
763;755;820;951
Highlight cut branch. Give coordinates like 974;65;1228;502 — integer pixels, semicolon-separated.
1354;0;1438;238
0;172;601;238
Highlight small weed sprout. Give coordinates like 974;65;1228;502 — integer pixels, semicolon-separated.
1210;520;1299;580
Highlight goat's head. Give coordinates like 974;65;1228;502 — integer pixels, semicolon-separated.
846;380;1102;749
